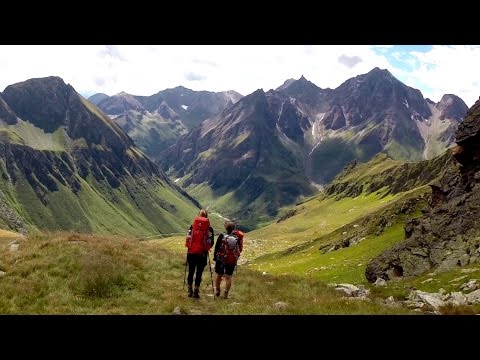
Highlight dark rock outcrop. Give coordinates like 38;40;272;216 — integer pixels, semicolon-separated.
365;97;480;282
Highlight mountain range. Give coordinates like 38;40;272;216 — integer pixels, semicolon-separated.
156;68;468;229
90;87;242;161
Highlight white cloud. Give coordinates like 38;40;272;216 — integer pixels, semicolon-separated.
185;71;206;81
0;45;478;107
338;54;363;68
398;45;480;107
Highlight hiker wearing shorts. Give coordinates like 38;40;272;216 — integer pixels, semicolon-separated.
213;221;243;299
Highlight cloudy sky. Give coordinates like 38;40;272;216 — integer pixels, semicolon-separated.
1;45;479;107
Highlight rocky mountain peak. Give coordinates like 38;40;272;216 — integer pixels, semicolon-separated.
97;90;144;114
222;90;243;104
1;75;134;151
276;78;296;91
370;66;391;75
223;88;268;119
2;76;76;133
363;67;398;84
246;88;266;102
278;75;321;94
113;91;140;101
337;67;398;92
87;93;109;106
4;76;72;97
435;94;468;121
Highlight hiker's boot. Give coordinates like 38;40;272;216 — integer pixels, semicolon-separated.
187;285;193;298
193;286;200;298
223;291;229;299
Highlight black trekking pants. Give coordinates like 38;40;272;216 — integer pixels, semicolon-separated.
187;253;208;287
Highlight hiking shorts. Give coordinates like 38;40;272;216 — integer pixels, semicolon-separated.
187;253;208;267
215;261;236;276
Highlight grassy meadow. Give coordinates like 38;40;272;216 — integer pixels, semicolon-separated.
0;230;414;314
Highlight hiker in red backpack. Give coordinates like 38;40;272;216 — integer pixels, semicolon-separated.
185;209;214;298
213;220;244;299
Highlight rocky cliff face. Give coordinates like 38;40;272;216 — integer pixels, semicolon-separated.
365;97;480;282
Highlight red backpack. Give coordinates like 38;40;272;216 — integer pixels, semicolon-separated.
217;230;244;265
185;216;211;254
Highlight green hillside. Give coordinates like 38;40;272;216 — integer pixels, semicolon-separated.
113;110;188;161
0;165;198;236
249;188;428;284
